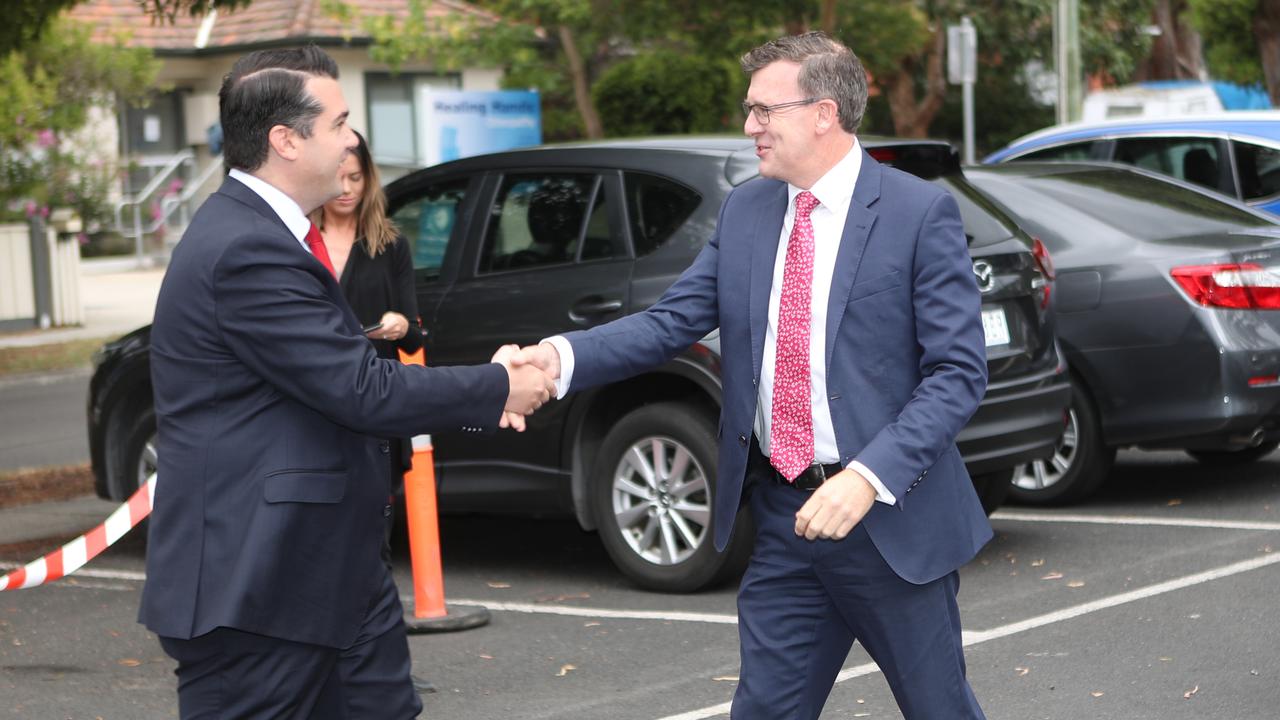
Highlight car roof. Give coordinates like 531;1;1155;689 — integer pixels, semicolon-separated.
987;111;1280;161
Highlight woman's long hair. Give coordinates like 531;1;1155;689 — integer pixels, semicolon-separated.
312;129;399;255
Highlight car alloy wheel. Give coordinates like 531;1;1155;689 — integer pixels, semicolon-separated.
609;435;710;566
136;432;158;489
1012;408;1080;492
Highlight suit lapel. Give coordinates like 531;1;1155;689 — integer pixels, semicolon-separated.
825;151;882;374
748;184;788;380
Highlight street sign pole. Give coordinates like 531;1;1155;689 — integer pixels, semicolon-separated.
948;17;978;164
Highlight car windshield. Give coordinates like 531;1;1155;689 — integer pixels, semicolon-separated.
965;165;1275;242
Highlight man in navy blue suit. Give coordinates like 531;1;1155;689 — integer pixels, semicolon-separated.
515;33;992;718
141;46;554;719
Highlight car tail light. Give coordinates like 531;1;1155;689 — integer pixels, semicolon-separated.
1170;263;1280;309
1030;237;1054;309
867;147;898;163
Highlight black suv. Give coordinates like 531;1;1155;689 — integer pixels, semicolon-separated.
88;137;1069;592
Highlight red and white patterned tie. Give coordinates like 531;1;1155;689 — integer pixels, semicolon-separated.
770;191;820;481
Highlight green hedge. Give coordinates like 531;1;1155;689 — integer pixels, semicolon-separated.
594;51;745;137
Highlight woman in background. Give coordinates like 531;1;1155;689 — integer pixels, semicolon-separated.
311;129;422;492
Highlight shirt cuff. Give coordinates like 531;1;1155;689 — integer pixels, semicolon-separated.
849;460;896;505
542;336;575;400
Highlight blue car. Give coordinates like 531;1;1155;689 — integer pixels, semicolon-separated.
984;112;1280;216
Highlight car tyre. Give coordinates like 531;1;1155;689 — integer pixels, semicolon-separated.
1009;377;1114;505
1186;441;1280;466
970;469;1013;516
106;404;156;535
591;402;752;593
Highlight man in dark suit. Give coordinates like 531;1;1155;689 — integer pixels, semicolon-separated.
141;46;554;719
514;33;991;718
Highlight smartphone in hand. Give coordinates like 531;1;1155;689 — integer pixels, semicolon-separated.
362;322;384;335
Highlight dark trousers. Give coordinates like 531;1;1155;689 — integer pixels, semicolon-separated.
158;569;421;720
731;464;985;720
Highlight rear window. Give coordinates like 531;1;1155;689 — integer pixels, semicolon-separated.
1234;141;1280;201
624;172;701;257
966;167;1272;242
929;174;1023;248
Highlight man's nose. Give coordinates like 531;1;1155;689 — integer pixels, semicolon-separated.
744;112;763;136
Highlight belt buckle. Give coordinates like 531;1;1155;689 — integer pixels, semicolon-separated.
793;463;826;491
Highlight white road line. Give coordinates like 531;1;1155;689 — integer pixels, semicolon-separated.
429;598;739;625
991;510;1280;532
656;550;1280;720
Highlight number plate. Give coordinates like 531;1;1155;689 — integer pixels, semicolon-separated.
982;307;1011;347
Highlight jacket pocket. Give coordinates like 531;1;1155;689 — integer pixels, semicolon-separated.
847;271;901;304
264;470;347;504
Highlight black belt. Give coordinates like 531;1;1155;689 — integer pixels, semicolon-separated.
748;437;844;491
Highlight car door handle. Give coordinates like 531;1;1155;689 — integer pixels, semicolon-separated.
569;297;623;323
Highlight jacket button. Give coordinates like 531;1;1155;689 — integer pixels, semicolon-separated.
379;442;390;454
383;505;393;518
738;434;748;447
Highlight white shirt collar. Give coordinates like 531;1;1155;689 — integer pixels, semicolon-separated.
228;168;312;245
787;137;862;213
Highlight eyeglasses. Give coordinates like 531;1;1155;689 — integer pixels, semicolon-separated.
741;97;820;124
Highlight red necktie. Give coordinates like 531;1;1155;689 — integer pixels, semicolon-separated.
305;223;337;278
770;191;820;481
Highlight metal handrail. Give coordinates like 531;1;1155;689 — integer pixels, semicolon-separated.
113;150;196;240
156;154;225;237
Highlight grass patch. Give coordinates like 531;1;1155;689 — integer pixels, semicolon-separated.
0;336;111;377
0;463;95;509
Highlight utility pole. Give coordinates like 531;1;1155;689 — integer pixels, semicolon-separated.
948;17;978;164
1055;0;1082;124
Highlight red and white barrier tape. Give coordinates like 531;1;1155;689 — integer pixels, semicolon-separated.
0;474;155;591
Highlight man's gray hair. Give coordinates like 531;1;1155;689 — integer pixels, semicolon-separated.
740;32;868;134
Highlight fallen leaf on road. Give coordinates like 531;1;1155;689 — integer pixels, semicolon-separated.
1015;667;1030;676
118;659;141;667
1184;685;1199;699
1067;580;1085;588
712;676;738;682
556;664;577;677
1167;499;1183;506
486;582;511;589
584;622;601;627
1160;657;1172;662
1091;691;1105;698
1031;559;1045;567
1041;572;1064;580
479;654;494;660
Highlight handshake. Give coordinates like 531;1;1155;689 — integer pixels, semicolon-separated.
490;342;563;432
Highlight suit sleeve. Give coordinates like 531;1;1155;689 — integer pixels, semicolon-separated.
563;192;728;391
213;230;507;438
854;191;988;502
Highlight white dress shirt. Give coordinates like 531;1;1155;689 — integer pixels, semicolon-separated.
548;139;894;505
228;168;312;251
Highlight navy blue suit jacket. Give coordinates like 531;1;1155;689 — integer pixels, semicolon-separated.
140;178;509;648
566;153;993;584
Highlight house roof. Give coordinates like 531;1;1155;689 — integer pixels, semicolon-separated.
68;0;498;54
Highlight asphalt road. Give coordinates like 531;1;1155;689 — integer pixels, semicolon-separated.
0;369;91;472
3;447;1280;718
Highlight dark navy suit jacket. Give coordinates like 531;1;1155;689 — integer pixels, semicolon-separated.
140;178;508;648
566;153;993;584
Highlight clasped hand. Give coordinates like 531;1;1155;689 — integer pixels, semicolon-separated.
490;343;562;432
794;469;878;541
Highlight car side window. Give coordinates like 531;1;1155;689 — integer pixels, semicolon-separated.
1233;141;1280;201
390;177;469;280
478;173;603;273
1018;142;1096;162
1112;137;1227;193
624;172;701;258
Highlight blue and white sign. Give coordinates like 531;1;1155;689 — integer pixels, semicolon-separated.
419;89;542;166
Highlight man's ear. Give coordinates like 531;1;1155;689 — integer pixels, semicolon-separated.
267;124;299;161
814;100;838;135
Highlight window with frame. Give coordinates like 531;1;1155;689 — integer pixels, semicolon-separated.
1234;141;1280;201
624;172;701;258
390;177;470;278
1112;137;1226;193
366;72;460;166
478;173;620;273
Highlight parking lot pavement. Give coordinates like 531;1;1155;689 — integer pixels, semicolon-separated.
3;447;1280;718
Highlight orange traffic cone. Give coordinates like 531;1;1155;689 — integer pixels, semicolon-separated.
398;347;489;633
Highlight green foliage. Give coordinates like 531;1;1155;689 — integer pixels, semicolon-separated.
2;0;80;56
0;19;159;228
1187;0;1262;86
593;52;743;136
136;0;256;22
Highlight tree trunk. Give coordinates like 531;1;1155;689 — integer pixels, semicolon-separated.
558;24;603;139
1257;0;1280;106
1139;0;1203;80
820;0;837;34
883;28;947;138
